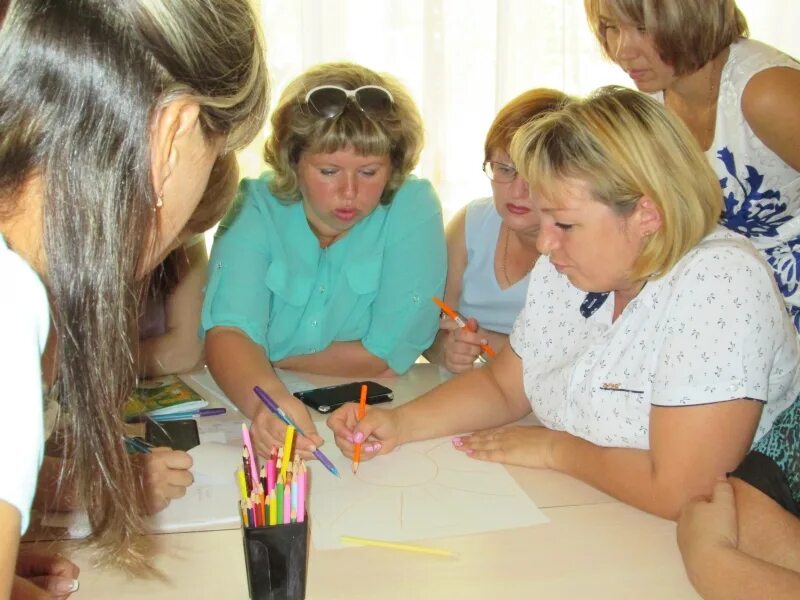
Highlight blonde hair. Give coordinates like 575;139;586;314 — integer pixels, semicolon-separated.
511;86;722;280
0;0;268;570
264;62;424;204
585;0;748;76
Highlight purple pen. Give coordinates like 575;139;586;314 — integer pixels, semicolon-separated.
253;386;341;477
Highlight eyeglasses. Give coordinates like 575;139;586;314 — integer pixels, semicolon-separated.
304;85;395;119
482;160;518;183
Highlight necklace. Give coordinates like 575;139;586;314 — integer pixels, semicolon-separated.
500;225;539;288
666;52;723;151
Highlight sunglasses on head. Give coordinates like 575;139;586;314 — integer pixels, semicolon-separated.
304;85;395;119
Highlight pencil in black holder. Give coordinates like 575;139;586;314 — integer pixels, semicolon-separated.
242;517;309;600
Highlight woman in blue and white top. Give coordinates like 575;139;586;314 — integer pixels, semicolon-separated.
425;89;568;373
585;0;800;331
328;86;799;524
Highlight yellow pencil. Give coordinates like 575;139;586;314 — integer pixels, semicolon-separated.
340;536;457;558
279;425;295;480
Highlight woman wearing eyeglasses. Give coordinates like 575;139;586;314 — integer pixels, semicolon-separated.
202;62;446;457
424;89;568;374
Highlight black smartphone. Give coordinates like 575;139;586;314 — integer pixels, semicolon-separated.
294;381;394;414
145;418;201;451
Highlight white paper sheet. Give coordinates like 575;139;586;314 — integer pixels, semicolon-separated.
307;429;549;550
42;443;242;536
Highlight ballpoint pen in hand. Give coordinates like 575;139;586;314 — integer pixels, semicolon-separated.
253;385;341;477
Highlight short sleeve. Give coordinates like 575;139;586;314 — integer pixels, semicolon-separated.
0;249;47;533
651;244;793;406
362;179;447;373
201;178;275;347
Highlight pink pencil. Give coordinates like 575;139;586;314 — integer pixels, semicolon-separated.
297;462;306;523
283;481;291;524
241;423;259;488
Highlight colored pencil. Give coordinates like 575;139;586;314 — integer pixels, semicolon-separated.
340;536;457;558
280;426;295;480
351;384;368;474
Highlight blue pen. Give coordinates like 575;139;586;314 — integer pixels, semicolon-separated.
253;386;341;477
126;407;227;423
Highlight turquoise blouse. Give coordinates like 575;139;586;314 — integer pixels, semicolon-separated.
201;173;447;374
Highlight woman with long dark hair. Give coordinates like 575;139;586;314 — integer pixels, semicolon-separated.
0;0;268;593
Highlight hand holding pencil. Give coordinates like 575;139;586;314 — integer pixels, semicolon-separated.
433;296;496;373
351;384;368;474
326;399;398;462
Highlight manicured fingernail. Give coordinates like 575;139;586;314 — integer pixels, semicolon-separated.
451;437;463;447
466;449;474;456
56;579;80;593
365;442;382;452
353;432;364;443
346;434;354;443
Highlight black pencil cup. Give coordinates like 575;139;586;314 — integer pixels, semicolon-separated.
242;518;309;600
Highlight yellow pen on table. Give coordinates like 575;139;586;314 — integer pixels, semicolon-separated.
432;296;496;362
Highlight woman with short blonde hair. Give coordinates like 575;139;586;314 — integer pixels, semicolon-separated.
329;87;799;531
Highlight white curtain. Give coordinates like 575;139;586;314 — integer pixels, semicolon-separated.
241;0;799;221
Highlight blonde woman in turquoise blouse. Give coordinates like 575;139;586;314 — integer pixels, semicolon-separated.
203;63;447;457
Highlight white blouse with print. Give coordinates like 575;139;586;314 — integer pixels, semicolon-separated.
510;226;799;450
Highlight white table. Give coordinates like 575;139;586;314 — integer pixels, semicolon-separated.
29;364;700;599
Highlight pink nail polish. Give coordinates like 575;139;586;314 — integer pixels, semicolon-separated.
354;431;364;443
451;437;463;447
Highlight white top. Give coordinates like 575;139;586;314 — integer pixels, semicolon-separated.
0;234;48;532
654;39;800;330
509;226;799;449
458;197;529;334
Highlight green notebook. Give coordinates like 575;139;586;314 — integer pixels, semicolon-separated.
123;375;207;420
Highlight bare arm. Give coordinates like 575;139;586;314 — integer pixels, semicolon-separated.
679;479;800;600
547;400;762;519
273;341;395;377
327;343;531;460
424;207;467;365
0;502;20;599
742;66;800;171
397;345;530;443
205;326;321;457
138;241;208;377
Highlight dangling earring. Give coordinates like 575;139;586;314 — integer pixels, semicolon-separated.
155;190;164;209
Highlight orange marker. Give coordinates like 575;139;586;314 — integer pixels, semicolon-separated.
432;296;496;359
351;384;368;474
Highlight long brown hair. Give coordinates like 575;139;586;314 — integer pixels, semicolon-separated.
0;0;268;568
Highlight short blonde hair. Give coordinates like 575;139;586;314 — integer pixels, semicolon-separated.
264;62;424;204
585;0;748;76
510;86;722;281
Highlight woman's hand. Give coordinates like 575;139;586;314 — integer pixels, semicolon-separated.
677;479;739;569
326;403;400;460
440;317;490;373
14;549;80;600
453;425;557;469
140;447;194;514
250;396;323;461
